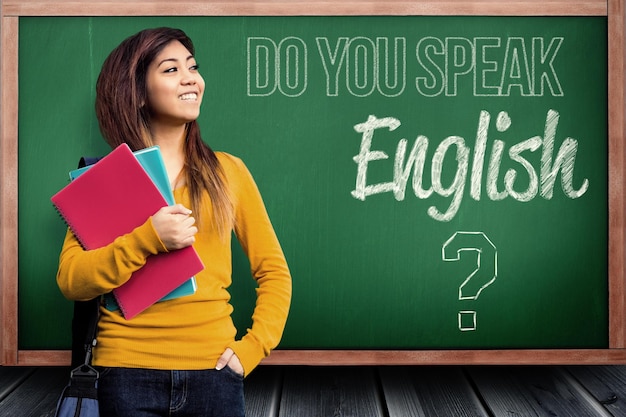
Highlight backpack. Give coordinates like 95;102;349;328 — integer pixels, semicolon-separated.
70;156;102;367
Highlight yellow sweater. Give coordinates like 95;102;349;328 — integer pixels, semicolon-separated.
56;152;292;376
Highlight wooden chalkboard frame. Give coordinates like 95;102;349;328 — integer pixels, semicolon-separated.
1;0;624;366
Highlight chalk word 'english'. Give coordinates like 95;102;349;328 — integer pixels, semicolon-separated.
351;110;589;221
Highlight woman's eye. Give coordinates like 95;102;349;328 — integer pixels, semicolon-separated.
190;64;199;71
163;67;177;73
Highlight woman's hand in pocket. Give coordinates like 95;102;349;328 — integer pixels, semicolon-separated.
216;348;244;376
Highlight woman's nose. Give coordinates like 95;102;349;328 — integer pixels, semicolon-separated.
181;69;197;85
182;75;196;85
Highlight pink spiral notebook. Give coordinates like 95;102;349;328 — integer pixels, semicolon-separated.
51;143;204;319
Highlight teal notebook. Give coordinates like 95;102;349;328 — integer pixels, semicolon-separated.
69;146;197;311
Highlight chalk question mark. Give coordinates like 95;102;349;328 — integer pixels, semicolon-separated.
442;232;497;331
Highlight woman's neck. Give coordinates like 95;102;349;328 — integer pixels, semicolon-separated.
151;122;186;151
151;124;187;189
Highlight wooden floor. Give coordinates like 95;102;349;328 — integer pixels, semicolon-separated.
1;365;626;416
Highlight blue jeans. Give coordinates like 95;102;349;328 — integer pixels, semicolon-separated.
97;367;245;417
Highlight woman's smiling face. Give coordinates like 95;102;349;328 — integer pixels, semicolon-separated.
146;40;205;127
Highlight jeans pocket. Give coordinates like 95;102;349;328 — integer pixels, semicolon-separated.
223;365;244;380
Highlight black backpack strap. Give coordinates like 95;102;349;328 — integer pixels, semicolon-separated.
71;298;100;367
70;155;103;368
78;156;103;169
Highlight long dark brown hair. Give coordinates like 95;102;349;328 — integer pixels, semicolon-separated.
95;27;233;238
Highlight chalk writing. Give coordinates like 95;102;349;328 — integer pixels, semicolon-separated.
247;37;308;97
351;110;589;222
416;36;563;97
442;231;497;331
247;36;563;97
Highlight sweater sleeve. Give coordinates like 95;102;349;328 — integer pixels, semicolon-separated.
226;156;292;376
56;217;168;301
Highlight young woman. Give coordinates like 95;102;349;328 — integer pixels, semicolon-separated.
56;27;292;417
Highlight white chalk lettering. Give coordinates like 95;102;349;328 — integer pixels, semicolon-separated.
540;109;588;198
415;36;564;97
247;36;307;97
446;38;474;96
533;37;564;97
500;37;533;96
247;35;563;97
316;37;349;96
247;37;277;96
352;111;588;221
475;37;501;96
429;135;469;221
394;135;432;200
415;37;445;97
317;37;407;97
352;115;401;200
377;37;407;97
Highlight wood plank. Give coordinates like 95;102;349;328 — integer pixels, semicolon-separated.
263;349;626;366
607;0;626;349
14;347;626;367
17;350;71;366
0;0;609;17
0;367;35;402
279;366;385;417
1;365;625;416
379;366;489;417
0;16;19;367
378;367;428;417
245;366;282;417
467;366;611;416
566;365;626;416
0;367;69;416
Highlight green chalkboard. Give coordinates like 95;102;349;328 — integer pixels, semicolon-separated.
18;15;607;350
